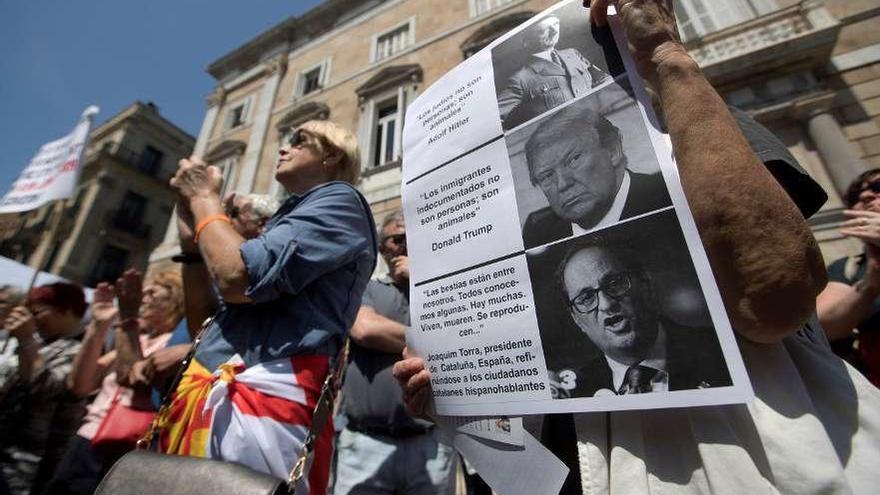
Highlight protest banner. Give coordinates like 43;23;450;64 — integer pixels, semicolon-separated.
400;0;753;416
0;106;99;214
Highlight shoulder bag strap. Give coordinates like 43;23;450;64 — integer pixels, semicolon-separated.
136;316;212;450
286;338;347;488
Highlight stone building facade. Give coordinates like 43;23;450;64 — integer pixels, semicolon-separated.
148;0;880;269
0;102;194;286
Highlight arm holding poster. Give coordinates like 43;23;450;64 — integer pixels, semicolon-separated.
590;0;825;343
398;3;880;495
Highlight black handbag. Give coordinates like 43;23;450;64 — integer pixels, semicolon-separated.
94;319;344;495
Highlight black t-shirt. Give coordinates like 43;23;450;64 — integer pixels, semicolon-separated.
827;254;880;335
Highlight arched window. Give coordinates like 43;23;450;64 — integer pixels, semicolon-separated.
275;102;330;136
460;11;537;59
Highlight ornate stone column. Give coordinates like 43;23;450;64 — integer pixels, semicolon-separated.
806;109;868;196
235;54;288;193
194;87;227;156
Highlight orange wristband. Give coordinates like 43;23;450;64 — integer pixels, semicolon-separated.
194;214;232;244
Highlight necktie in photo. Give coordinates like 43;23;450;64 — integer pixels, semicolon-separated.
551;50;562;67
618;365;658;394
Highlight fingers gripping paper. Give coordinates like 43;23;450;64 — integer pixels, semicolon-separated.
401;0;752;418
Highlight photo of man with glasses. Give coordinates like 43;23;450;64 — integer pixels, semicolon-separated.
549;235;732;399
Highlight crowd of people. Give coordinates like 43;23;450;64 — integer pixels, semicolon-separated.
0;1;878;494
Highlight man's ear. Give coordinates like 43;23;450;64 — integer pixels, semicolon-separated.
609;137;625;169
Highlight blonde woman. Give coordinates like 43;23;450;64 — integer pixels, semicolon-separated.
50;269;184;495
165;120;376;494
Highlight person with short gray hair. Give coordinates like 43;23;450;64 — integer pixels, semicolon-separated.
224;192;280;240
334;209;454;495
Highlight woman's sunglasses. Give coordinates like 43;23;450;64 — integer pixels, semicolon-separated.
288;129;320;148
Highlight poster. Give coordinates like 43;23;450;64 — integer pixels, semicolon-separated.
0;106;99;214
401;0;753;416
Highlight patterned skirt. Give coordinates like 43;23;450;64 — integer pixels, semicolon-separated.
157;354;333;495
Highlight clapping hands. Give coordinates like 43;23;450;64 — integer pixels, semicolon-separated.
91;282;119;333
116;269;143;322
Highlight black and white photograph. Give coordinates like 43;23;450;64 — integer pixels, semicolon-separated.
402;0;753;417
527;210;733;400
506;82;672;250
491;0;624;131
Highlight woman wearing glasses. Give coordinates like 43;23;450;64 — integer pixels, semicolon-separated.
818;168;880;387
165;120;376;494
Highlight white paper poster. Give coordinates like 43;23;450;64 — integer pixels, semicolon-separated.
401;0;753;417
0;106;99;214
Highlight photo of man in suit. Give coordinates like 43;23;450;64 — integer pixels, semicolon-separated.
556;241;732;398
521;104;670;249
497;15;610;129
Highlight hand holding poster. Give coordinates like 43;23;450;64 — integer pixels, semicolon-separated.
0;106;99;214
401;0;752;416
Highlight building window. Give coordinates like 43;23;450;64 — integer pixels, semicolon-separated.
673;0;777;41
356;66;421;171
373;20;414;62
88;245;128;287
294;60;331;99
138;145;163;176
373;99;400;167
218;156;239;196
471;0;515;17
115;191;147;232
225;97;252;129
302;67;323;94
461;11;536;58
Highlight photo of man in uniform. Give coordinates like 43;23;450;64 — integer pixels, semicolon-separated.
555;239;732;398
496;15;610;129
520;103;670;249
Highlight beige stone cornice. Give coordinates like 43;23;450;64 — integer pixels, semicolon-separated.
206;86;227;108
749;90;836;122
264;54;289;77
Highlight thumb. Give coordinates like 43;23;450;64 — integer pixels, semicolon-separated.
207;165;223;181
